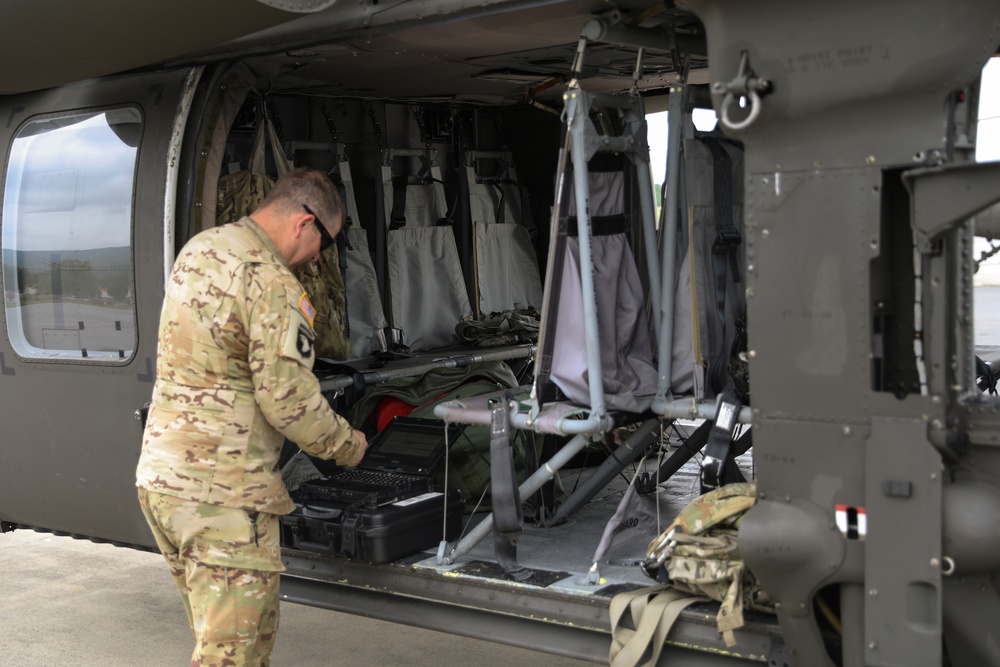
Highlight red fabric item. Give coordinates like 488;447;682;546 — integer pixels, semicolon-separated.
373;396;416;432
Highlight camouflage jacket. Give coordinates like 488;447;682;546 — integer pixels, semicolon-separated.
136;217;364;514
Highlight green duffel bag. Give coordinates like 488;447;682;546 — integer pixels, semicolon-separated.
409;380;535;512
349;362;558;512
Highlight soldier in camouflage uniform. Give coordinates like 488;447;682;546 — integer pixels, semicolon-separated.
136;168;367;667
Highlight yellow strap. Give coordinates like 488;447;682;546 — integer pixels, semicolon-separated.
688;205;706;367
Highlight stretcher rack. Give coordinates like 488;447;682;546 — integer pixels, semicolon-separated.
430;35;671;564
426;24;767;567
315;343;536;394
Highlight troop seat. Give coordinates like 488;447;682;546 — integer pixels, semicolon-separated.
387;225;473;352
463;150;543;316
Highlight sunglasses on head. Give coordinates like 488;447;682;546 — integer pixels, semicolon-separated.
302;204;335;253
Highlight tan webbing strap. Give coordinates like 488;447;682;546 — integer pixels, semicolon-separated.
716;566;745;647
609;585;707;667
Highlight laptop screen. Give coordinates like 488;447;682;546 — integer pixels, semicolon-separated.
360;417;464;475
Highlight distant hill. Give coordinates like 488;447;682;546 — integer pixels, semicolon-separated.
3;246;131;271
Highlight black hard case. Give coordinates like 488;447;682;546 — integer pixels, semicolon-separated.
281;490;465;563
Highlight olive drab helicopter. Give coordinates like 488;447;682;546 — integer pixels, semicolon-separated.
2;1;1000;665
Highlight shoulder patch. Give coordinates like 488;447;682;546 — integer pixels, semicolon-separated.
298;292;316;328
283;307;316;364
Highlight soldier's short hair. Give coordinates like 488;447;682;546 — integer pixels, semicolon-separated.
262;168;344;232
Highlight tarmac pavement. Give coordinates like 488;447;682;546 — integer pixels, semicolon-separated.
0;529;595;667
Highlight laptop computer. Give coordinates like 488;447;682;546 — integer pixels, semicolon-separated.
299;416;465;508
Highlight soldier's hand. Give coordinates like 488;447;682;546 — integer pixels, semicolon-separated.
349;429;368;467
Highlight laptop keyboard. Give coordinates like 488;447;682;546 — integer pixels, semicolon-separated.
304;469;433;505
328;469;420;486
295;417;461;507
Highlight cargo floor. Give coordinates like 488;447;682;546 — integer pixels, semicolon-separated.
279;428;778;664
413;431;754;590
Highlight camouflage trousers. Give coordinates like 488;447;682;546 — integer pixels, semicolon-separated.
138;488;284;667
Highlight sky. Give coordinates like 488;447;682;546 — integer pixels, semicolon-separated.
2;112;138;254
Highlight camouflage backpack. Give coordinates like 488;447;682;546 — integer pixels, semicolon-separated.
293;245;351;360
647;483;771;644
610;484;771;667
216;113;288;226
215;110;350;361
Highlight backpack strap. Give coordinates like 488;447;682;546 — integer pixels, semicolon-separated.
716;562;747;647
335;236;350;338
609;584;707;667
326;171;352;339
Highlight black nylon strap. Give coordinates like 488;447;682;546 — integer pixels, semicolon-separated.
702;137;741;395
327;172;352;337
701;390;745;493
341;514;360;557
320;104;340;143
390;169;458;229
478;175;537;235
520;186;537;239
484;180;508;225
490;400;530;580
566;214;629;237
976;356;998;394
389;175;409;230
329;174;350;227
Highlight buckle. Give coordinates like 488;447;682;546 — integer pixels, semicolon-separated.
713;227;742;251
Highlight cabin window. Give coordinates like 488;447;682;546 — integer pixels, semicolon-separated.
2;107;141;362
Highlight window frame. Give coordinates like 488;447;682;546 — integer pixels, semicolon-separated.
1;104;144;365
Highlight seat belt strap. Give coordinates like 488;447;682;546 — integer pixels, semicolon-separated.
702;137;741;395
490;399;530;580
390;175;409;230
701;389;744;492
520;185;537;239
490;181;507;225
976;355;998;394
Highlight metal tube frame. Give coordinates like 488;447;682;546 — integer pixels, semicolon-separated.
550;418;661;523
565;85;608;421
623;97;663;340
320;344;536;393
651;84;687;414
374;152;389;313
659;396;752;424
441;433;591;563
436;64;717;561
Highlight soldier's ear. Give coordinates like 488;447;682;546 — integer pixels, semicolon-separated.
292;212;311;239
